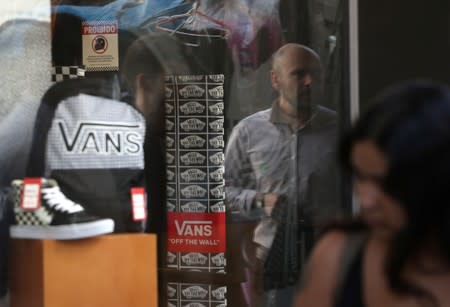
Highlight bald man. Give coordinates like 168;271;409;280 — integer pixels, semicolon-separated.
225;44;339;306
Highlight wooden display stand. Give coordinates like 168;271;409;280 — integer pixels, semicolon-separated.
9;234;158;307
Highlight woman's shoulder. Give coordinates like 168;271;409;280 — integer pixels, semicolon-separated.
308;231;356;277
313;222;369;268
294;230;367;307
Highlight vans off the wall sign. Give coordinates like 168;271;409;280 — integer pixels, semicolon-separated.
165;74;227;307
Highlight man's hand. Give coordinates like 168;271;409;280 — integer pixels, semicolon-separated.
263;193;279;216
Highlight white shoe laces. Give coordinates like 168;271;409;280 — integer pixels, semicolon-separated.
42;186;84;214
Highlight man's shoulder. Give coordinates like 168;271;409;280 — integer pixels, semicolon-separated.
313;105;337;128
316;105;337;119
235;108;272;128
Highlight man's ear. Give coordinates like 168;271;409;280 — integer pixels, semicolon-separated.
271;70;280;90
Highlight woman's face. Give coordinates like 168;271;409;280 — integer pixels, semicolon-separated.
351;140;407;238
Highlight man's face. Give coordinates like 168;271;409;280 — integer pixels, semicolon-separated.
272;48;322;113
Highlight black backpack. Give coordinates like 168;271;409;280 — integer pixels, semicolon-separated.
26;78;147;233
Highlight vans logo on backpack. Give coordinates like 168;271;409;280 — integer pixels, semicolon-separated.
57;120;143;155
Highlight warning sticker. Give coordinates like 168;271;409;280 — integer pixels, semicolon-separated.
82;21;119;71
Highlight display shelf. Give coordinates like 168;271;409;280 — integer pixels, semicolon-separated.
9;234;157;307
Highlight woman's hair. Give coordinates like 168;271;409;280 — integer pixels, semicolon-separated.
339;80;450;305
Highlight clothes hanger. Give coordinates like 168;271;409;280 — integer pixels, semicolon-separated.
155;0;231;47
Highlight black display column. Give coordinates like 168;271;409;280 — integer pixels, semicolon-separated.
358;0;449;110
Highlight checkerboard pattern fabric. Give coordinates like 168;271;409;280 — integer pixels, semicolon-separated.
51;66;86;82
10;180;47;226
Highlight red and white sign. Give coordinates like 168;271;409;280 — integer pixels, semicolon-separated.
167;212;226;253
20;178;42;211
131;187;147;221
82;21;119;71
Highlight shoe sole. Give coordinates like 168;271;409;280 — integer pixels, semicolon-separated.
10;219;115;240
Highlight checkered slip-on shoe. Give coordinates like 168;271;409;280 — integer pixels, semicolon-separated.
9;178;114;240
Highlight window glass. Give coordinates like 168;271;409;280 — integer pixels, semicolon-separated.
0;0;349;305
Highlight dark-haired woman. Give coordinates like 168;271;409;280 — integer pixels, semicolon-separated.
294;80;450;307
